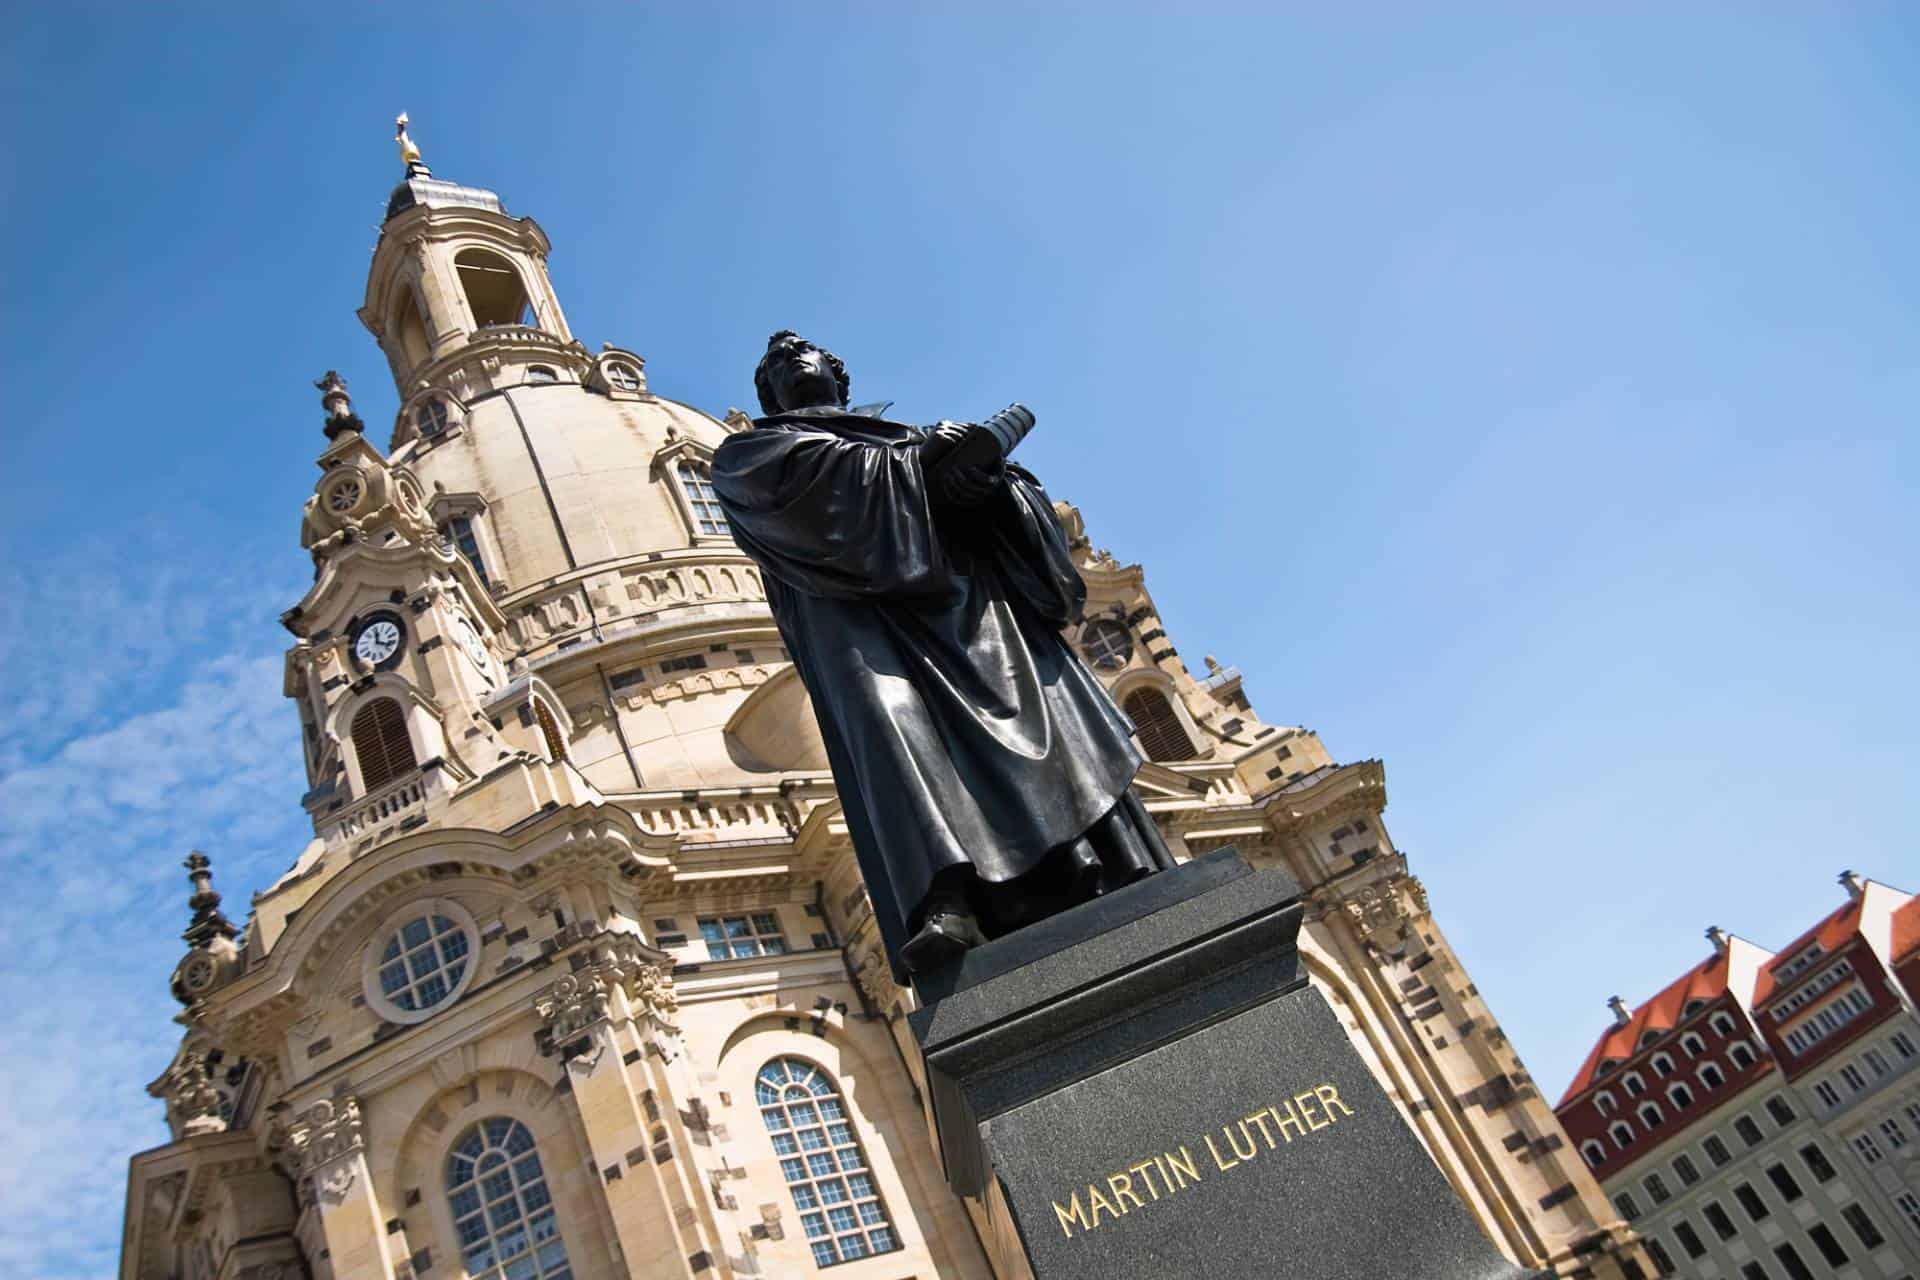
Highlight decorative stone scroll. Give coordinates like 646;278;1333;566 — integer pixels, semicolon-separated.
283;1095;366;1177
163;1049;228;1138
1331;873;1432;951
532;930;677;1060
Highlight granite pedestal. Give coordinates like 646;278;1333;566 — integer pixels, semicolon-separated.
909;849;1545;1279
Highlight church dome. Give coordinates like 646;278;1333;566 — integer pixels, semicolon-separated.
384;167;507;223
392;377;739;599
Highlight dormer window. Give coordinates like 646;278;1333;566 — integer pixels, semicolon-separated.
607;362;641;391
414;396;450;437
456;247;533;328
439;515;493;591
675;459;730;537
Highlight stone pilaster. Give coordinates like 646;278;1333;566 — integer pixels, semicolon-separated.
283;1095;396;1280
533;929;733;1278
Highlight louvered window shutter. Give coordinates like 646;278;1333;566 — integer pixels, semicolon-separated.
1123;688;1194;762
351;698;418;791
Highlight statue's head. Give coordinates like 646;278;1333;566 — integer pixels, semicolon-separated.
754;330;850;416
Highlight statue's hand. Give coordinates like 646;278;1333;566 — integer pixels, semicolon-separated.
923;422;1005;509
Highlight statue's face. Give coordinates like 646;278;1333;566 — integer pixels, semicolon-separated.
763;336;842;412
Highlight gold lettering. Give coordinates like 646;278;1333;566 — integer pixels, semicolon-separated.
1108;1171;1145;1212
1204;1132;1240;1171
1315;1083;1356;1119
1054;1191;1093;1239
1295;1090;1329;1131
1225;1121;1258;1161
1269;1099;1307;1142
1165;1146;1201;1188
1244;1109;1279;1150
1086;1183;1120;1226
1128;1159;1162;1201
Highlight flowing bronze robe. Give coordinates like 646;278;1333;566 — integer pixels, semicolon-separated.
712;407;1157;978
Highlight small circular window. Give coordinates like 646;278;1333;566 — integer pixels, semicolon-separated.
363;902;478;1023
1081;619;1134;670
414;397;451;436
526;365;558;384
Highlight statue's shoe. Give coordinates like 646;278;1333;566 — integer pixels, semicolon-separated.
900;910;988;975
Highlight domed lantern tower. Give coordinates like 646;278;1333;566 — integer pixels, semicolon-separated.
120;122;1649;1280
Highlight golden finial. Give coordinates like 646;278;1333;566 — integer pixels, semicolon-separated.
396;112;423;169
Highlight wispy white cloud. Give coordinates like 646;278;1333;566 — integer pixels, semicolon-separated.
0;548;312;1278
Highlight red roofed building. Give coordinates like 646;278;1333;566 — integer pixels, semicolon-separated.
1892;897;1920;1009
1554;873;1920;1279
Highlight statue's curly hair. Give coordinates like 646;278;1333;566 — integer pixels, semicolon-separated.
754;330;850;416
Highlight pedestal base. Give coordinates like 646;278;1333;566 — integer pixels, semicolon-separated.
909;850;1544;1279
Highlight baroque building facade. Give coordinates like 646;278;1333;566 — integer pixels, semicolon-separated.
121;142;1646;1280
1555;874;1920;1279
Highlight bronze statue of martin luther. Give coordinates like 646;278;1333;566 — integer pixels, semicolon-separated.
712;332;1172;983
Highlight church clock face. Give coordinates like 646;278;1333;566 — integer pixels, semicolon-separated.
455;617;490;673
352;615;404;670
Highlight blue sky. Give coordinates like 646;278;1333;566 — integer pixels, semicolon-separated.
2;5;1915;1274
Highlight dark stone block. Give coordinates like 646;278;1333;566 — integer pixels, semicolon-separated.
910;851;1543;1279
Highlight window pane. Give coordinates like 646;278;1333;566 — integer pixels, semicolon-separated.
445;1119;571;1279
757;1056;900;1266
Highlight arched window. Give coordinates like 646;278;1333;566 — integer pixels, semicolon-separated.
1699;1061;1726;1090
446;1118;571;1279
1668;1082;1695;1110
534;699;567;762
1609;1121;1634;1150
1709;1011;1737;1038
350;697;417;791
1651;1053;1675;1078
672;459;729;538
1637;1101;1664;1129
756;1058;899;1266
1581;1139;1605;1168
526;365;558;383
1122;687;1194;762
394;286;432;369
1595;1091;1617;1116
1681;1032;1706;1058
455;248;534;329
606;361;641;392
1728;1041;1756;1070
1622;1071;1646;1098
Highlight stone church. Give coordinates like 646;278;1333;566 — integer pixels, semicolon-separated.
120;135;1649;1280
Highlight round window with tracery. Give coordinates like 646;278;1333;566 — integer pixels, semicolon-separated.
363;905;477;1023
1080;619;1134;670
606;362;640;391
414;397;451;437
325;477;365;514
